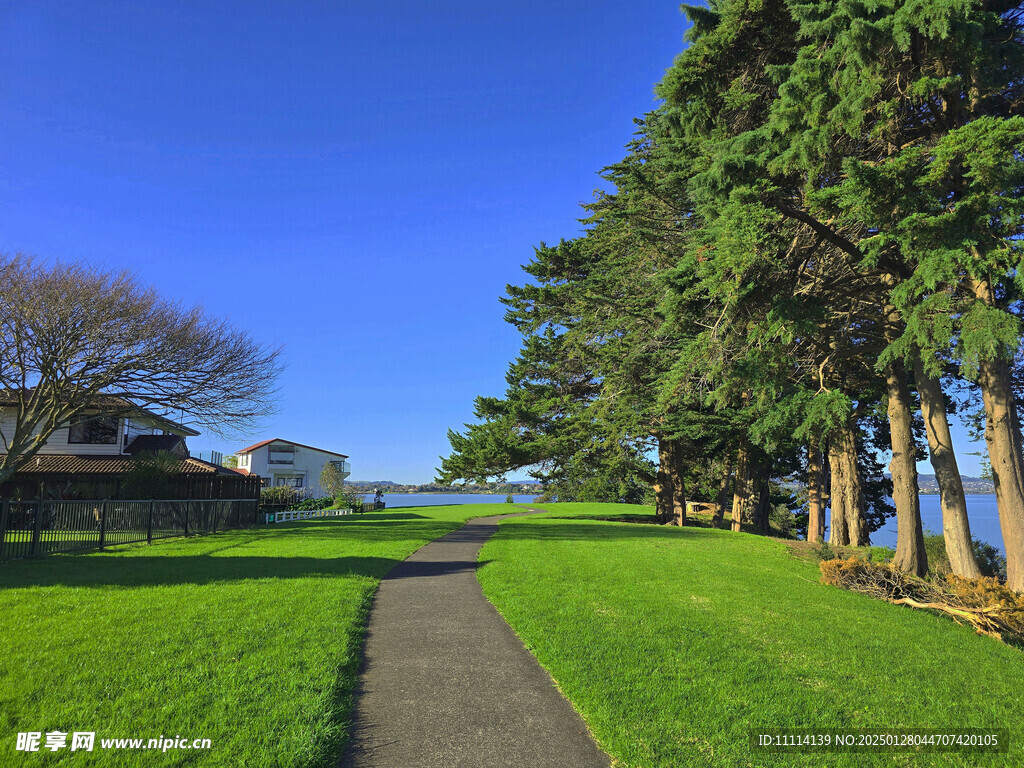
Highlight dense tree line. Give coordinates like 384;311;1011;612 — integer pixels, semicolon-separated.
439;0;1024;590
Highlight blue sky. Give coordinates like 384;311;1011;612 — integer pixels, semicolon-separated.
0;1;988;481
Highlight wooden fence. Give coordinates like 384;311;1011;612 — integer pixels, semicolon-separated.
0;472;262;502
0;498;259;560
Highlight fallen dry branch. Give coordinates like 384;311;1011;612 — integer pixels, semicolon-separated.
821;557;1024;646
890;598;1007;640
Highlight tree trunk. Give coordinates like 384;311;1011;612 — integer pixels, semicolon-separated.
732;440;752;532
912;354;982;578
845;433;869;548
979;354;1024;591
668;440;687;526
828;429;850;547
829;422;867;546
886;358;928;576
753;471;770;535
807;434;825;543
969;277;1024;591
712;455;733;529
654;437;675;522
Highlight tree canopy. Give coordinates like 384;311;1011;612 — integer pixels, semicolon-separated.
441;0;1024;590
0;254;282;483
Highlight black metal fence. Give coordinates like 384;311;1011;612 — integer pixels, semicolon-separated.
0;498;259;560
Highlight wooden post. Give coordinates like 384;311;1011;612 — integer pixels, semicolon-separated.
0;498;9;560
98;501;107;550
147;500;154;544
30;500;43;557
184;501;190;536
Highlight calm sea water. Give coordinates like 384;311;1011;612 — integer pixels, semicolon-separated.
829;494;1004;553
360;493;539;508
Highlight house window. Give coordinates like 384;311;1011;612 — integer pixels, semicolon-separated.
68;415;119;444
268;445;294;464
275;476;303;488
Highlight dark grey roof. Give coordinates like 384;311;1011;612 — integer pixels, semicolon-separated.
125;434;186;456
9;454;234;475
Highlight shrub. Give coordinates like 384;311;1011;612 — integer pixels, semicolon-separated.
505;494;514;503
915;530;1007;582
921;530;952;577
769;503;798;539
292;496;334;511
121;451;177;499
809;541;837;562
868;546;895;563
260;486;300;508
332;488;364;513
972;539;1008;581
320;463;347;498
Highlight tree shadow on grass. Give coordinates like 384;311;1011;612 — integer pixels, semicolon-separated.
385;558;493;580
226;520;459;543
0;515;509;589
0;552;497;589
0;507;536;590
0;520;476;589
0;554;406;589
494;517;722;543
342;512;430;521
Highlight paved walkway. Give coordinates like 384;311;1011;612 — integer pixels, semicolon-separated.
341;509;610;768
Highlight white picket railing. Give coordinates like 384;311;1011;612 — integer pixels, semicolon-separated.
264;508;353;523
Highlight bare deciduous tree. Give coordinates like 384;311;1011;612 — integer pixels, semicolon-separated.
0;253;282;484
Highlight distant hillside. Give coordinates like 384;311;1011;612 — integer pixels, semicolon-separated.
349;478;542;487
917;474;994;494
780;474;994;495
344;480;539;495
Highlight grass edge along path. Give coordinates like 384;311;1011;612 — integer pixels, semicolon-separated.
0;504;498;768
476;503;1024;768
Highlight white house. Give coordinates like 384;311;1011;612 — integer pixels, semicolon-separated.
235;438;350;496
0;396;200;461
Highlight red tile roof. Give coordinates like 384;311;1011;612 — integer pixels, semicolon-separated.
236;438;348;458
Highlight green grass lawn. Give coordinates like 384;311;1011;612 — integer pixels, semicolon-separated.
477;503;1024;768
0;505;496;767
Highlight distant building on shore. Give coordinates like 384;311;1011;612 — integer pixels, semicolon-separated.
235;438;350;496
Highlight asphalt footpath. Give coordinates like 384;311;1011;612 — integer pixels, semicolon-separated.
340;508;611;768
